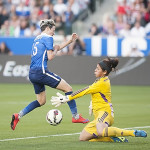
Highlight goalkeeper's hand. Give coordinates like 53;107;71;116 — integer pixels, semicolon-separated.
50;92;69;107
89;100;93;116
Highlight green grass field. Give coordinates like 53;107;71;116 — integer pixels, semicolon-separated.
0;84;150;150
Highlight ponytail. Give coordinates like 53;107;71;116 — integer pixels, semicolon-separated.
99;57;119;75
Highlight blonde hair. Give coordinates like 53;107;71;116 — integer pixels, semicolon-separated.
40;19;55;31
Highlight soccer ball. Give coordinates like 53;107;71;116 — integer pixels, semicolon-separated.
46;109;63;126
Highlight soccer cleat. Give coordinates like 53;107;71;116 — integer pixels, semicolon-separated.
111;137;128;142
10;113;19;130
72;115;89;124
134;130;147;137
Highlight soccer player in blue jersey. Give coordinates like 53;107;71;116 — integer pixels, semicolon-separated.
10;19;89;130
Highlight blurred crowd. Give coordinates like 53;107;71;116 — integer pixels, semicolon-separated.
89;0;150;38
1;0;150;57
0;0;91;37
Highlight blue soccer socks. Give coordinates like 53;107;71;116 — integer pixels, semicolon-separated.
19;100;40;118
65;91;77;117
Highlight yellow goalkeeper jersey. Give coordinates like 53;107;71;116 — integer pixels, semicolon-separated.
68;76;114;117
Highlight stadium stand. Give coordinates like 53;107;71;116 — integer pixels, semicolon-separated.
0;0;150;56
0;0;92;36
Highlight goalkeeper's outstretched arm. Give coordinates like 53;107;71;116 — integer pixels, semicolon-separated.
50;84;99;107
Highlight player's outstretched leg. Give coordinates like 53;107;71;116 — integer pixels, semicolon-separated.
102;127;147;138
10;113;19;130
10;100;41;130
134;130;147;137
65;92;89;124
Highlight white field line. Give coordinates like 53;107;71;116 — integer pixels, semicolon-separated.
0;133;80;142
124;126;150;130
0;126;150;142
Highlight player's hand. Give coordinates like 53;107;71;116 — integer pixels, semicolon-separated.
50;92;69;107
89;101;93;116
54;45;60;51
71;33;78;42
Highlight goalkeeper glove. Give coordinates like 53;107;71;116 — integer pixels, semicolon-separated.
50;92;69;107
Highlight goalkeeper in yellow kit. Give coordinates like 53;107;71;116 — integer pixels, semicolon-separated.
51;57;147;142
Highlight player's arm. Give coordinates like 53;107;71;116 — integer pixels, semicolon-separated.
57;33;78;50
68;86;91;100
47;34;77;60
68;81;102;100
47;45;60;60
51;82;102;107
50;87;91;107
44;36;62;60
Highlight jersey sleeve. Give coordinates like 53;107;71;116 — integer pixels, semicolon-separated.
68;80;103;101
43;36;54;51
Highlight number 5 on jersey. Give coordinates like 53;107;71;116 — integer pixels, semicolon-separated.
32;42;39;56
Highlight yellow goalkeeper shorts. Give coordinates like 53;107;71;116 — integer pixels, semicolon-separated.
84;111;114;135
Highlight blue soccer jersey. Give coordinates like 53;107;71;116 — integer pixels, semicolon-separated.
30;33;53;73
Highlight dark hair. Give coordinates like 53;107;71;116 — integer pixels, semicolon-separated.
99;57;119;75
